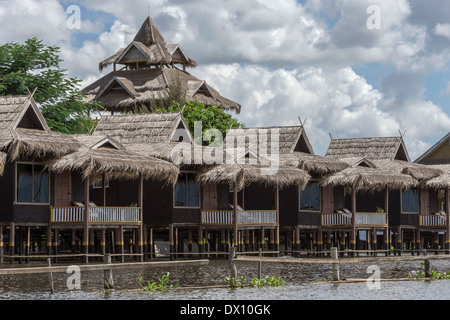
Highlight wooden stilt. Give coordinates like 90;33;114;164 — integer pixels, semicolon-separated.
138;174;144;262
119;226;124;262
83;175;90;263
169;224;174;261
0;226;3;263
350;189;357;256
101;229;106;255
149;228;154;260
10;222;15;263
26;227;30;263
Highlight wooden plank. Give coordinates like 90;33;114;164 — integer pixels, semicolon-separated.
0;259;210;276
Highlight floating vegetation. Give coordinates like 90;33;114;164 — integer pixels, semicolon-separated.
138;272;179;292
408;270;450;280
224;276;287;289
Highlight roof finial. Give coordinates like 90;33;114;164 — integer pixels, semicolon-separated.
329;133;333;140
298;117;307;127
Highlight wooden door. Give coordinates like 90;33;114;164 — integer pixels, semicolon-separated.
54;171;72;207
202;183;217;211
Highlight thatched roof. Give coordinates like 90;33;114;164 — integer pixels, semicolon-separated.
3;128;81;161
45;134;180;184
374;159;443;182
226;126;313;155
99;17;197;71
326;136;410;162
278;152;349;175
319;163;419;192
93;112;190;144
196;162;310;192
82;68;241;112
425;164;450;190
0;96;81;162
127;141;205;165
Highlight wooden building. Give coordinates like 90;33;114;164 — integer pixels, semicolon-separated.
83;16;241;114
224;125;349;254
324;136;442;255
0;94;179;262
415;132;450;252
93;114;312;256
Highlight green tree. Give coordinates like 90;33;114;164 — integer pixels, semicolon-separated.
0;37;102;134
156;101;245;146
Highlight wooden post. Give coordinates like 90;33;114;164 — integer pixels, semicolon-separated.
275;185;280;254
422;249;431;277
47;258;54;294
10;222;15;263
26;227;30;263
118;225;124;263
101;229;106;255
331;247;340;281
104;253;114;290
149;228;154;260
446;189;450;254
54;228;59;262
397;226;402;256
138;175;144;262
384;187;390;255
83;176;90;263
233;188;238;251
198;227;204;259
229;246;237;279
169;224;174;261
258;248;262;279
350;189;356;256
0;226;3;263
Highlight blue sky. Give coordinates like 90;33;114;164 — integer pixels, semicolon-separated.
1;0;450;159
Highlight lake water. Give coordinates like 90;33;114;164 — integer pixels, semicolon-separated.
1;256;450;302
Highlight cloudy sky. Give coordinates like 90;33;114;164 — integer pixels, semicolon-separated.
1;0;450;159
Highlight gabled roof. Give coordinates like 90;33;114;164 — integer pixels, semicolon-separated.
226;125;313;155
0;95;50;132
93;112;193;145
0;95;80;163
98;16;196;71
415;132;450;165
325;136;410;162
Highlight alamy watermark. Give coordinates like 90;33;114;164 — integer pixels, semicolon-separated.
66;5;81;30
170;122;281;176
366;3;381;30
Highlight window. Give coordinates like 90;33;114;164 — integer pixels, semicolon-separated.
299;182;321;211
401;188;418;213
17;164;49;204
174;172;200;208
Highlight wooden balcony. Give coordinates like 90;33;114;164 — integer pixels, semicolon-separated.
321;212;388;227
419;214;447;228
201;210;277;226
50;207;141;224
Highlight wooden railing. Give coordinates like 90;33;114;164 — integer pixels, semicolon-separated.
321;213;352;226
419;214;447;227
321;212;388;227
51;207;141;223
201;210;277;225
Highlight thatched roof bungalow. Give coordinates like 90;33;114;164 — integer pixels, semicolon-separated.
0;95;80;167
226;125;348;175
